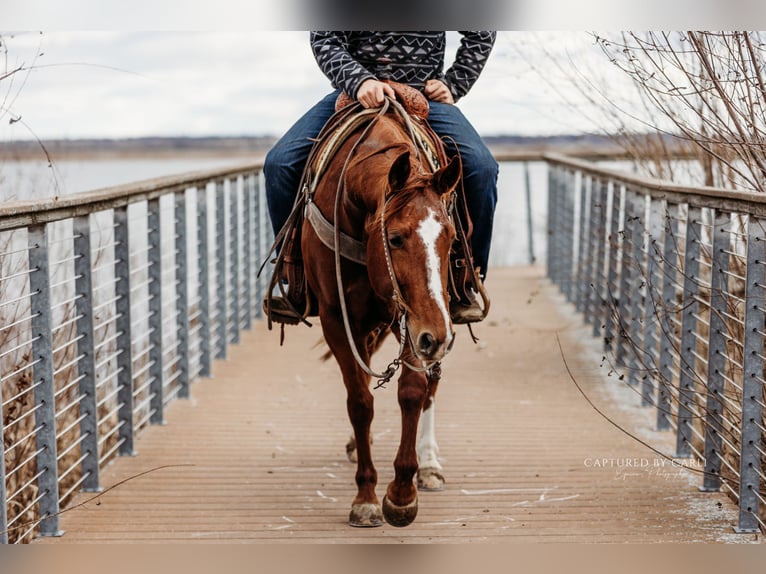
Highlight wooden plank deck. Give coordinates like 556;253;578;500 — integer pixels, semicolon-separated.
36;266;754;543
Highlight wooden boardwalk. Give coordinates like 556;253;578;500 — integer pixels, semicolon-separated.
37;266;752;543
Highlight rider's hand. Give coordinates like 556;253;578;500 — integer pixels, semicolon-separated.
357;79;396;108
424;79;454;104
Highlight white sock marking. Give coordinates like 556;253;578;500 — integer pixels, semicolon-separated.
418;400;442;470
417;209;452;348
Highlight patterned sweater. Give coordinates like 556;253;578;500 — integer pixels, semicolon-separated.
310;31;496;102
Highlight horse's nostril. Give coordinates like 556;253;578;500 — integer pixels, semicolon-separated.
418;332;437;357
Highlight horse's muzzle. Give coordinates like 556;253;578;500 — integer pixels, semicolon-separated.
415;330;455;362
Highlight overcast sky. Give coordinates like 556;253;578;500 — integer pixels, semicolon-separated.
3;0;765;140
0;30;646;141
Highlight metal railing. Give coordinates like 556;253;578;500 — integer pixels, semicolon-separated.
0;153;546;544
545;152;766;534
0;162;271;543
3;148;763;541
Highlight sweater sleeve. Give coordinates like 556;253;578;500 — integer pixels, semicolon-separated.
444;31;496;101
310;31;377;99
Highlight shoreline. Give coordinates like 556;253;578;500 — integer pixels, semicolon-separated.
0;148;270;162
0;132;693;163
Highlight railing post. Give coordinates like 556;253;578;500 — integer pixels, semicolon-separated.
700;209;730;492
254;172;268;318
546;165;556;281
676;205;703;458
603;181;621;357
562;169;577;302
229;178;241;343
242;173;254;329
72;215;101;491
656;201;681;431
523;161;535;265
27;224;63;537
575;173;590;314
113;206;136;455
147;198;165;424
589;178;608;339
614;185;633;369
546;164;580;303
174;190;191;398
736;215;766;532
626;190;647;388
641;197;665;408
215;180;228;359
197;185;212;377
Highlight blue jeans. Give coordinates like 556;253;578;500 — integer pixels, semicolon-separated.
264;90;498;279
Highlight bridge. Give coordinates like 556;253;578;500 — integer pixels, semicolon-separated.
0;153;763;543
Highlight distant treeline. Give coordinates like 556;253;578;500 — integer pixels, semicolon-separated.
1;132;691;161
0;136;278;159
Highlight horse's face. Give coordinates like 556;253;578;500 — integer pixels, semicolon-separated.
368;151;461;363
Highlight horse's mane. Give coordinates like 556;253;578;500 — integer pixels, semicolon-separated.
342;112;444;237
381;172;434;222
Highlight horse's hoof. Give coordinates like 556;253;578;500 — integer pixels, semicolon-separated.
382;494;418;527
417;467;445;491
349;503;383;527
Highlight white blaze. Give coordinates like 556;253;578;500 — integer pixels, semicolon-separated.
417;209;452;348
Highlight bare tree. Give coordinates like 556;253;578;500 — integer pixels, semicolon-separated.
594;31;766;192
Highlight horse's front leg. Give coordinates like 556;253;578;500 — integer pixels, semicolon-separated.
320;311;383;527
382;363;428;527
417;367;445;491
345;380;382;527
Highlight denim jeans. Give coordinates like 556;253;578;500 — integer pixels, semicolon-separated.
264;90;498;278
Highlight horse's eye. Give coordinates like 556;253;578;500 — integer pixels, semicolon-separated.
388;233;404;249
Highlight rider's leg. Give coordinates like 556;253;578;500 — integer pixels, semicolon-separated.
425;101;498;281
263;90;340;322
426;102;498;322
264;90;340;236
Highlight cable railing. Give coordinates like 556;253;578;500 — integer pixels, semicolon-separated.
545;152;766;534
2;148;763;542
0;162;271;543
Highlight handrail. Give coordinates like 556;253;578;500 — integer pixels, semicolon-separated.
546;159;766;534
0;161;265;232
0;160;270;542
541;152;766;209
1;150;764;542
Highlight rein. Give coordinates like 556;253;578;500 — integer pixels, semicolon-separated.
331;98;440;387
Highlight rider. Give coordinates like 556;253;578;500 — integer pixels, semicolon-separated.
264;31;498;324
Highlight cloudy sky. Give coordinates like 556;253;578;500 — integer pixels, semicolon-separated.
4;0;766;144
0;30;651;141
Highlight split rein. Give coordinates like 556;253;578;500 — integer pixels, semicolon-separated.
330;98;443;388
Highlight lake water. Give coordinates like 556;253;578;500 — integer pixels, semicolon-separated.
0;156;251;199
0;156;549;267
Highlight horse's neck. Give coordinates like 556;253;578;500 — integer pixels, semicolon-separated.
313;113;416;235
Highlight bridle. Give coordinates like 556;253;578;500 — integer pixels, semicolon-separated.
330;97;449;387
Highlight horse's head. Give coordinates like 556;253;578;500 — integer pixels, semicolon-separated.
367;150;461;363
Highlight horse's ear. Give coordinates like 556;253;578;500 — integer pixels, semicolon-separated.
388;151;411;191
432;156;462;196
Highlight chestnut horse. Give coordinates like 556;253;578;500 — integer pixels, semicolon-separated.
303;98;461;527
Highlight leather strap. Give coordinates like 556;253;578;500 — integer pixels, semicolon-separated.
305;201;367;265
